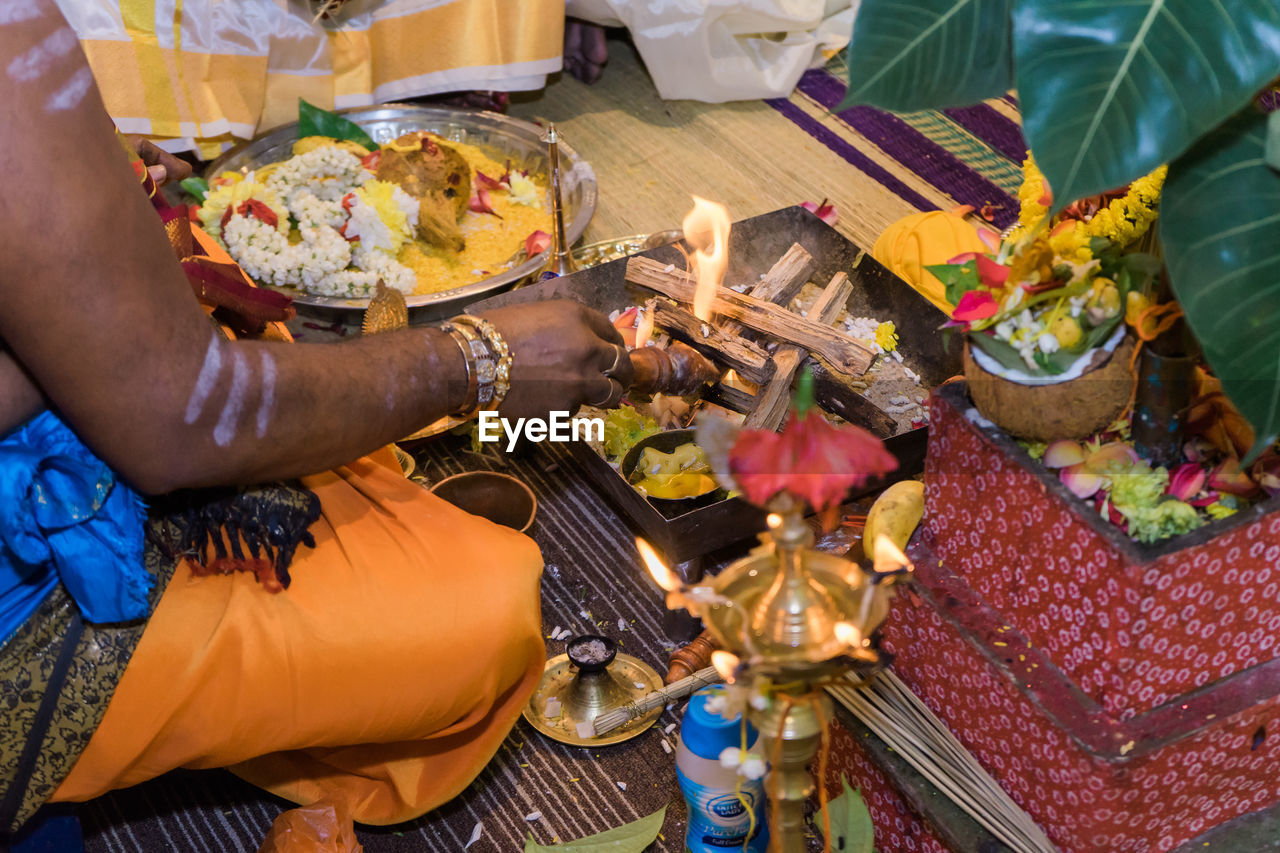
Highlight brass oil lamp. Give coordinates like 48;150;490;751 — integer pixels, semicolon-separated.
641;496;913;852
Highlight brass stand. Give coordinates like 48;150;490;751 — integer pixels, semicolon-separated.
523;634;663;747
754;694;832;853
646;495;912;852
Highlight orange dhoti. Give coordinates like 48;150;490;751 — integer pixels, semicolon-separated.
51;450;545;825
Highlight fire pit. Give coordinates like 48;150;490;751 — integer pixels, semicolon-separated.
466;206;958;562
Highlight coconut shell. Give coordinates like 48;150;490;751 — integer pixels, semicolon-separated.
964;336;1136;442
376;134;471;222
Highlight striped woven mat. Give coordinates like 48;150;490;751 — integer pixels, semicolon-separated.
81;66;1026;853
768;67;1024;231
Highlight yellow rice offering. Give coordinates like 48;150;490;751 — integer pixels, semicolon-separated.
203;134;550;299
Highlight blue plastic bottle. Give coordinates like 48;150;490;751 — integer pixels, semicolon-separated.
675;687;769;852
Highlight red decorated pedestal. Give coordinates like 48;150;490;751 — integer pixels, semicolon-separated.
837;381;1280;852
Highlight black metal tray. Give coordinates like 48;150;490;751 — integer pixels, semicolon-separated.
466;206;958;563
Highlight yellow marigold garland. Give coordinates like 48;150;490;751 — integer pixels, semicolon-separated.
1009;153;1167;262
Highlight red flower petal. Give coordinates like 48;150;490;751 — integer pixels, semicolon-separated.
952;290;999;322
1166;462;1207;502
468;188;502;218
728;410;897;510
800;200;838;225
476;170;508;191
525;230;551;256
975;255;1009;286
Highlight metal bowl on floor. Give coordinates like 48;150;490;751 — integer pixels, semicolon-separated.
206;104;598;320
429;471;537;533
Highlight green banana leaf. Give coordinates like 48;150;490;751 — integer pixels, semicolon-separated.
180;176;209;203
838;0;1013;113
828;777;875;853
296;98;377;149
1014;0;1280;211
523;806;666;852
1160;108;1280;460
925;259;980;305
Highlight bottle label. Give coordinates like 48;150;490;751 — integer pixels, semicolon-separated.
677;770;767;852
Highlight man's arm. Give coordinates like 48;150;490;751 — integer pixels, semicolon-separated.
0;2;623;493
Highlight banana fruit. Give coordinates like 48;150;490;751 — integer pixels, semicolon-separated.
863;480;925;560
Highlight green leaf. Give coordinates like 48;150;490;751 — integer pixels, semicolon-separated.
1160;108;1280;462
1267;110;1280;174
296;98;376;149
969;332;1032;374
838;0;1013;112
828;777;874;853
180;176;209;203
1014;0;1280;210
523;806;666;853
926;259;980;306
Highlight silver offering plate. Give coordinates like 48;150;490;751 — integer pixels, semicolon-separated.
205;104;598;320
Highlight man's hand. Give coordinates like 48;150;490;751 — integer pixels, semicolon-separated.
125;135;193;187
478;300;634;419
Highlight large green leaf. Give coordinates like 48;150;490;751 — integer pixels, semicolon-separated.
838;0;1013;112
828;777;875;853
1015;0;1280;210
1160;108;1280;457
523;806;666;852
296;98;376;148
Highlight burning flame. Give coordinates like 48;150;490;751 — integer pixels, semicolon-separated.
872;535;914;575
711;650;741;681
682;196;730;322
834;621;864;647
637;538;681;592
634;305;655;349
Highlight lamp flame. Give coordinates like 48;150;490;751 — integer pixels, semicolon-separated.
682;196;730;322
637;538;681;592
711;650;740;681
872;535;914;575
834;621;864;647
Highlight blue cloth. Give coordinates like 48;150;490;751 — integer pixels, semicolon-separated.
0;412;149;644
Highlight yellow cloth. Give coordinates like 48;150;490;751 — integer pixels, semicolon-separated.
871;210;991;316
52;449;546;825
66;0;565;156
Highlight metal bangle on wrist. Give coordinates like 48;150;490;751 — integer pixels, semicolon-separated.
441;314;512;417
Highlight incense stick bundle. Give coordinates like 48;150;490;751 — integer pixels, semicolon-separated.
828;671;1059;853
590;666;723;736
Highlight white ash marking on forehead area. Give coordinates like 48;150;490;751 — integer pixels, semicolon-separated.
7;26;76;82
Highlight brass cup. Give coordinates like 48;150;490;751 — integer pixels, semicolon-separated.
429;471;537;533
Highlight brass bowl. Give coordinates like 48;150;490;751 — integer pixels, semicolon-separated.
429;471;537;533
